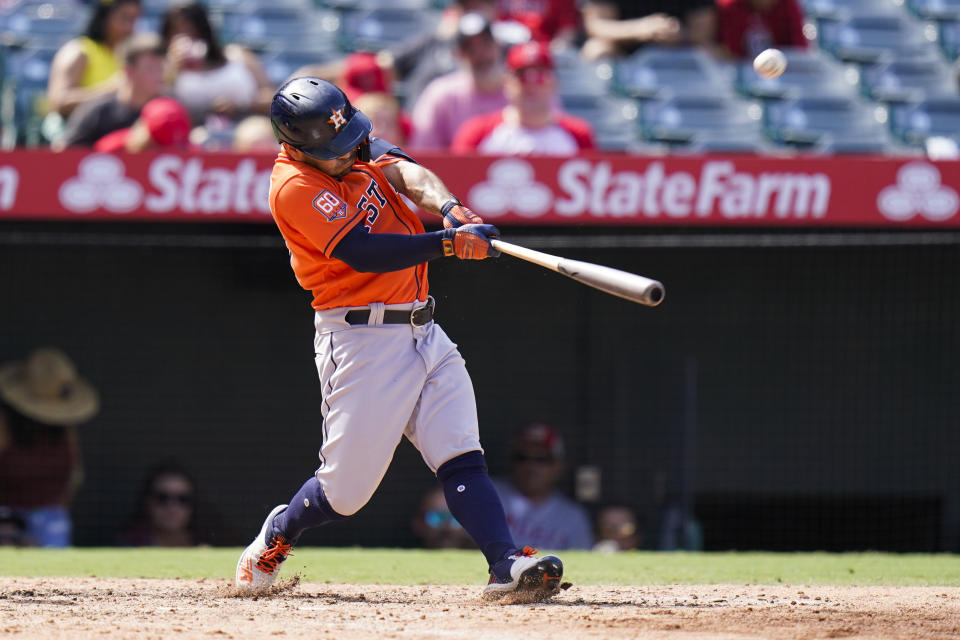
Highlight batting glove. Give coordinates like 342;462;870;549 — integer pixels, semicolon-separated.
441;200;484;229
442;224;501;260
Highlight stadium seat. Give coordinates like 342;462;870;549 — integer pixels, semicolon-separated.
888;95;960;144
860;56;957;102
936;18;960;58
906;0;960;20
321;0;436;9
640;93;762;143
219;7;341;52
337;8;440;52
737;47;856;100
675;131;777;154
218;0;315;10
816;12;936;63
556;66;610;100
560;94;640;151
261;49;342;86
801;0;898;19
764;95;892;147
0;0;84;48
810;134;907;154
614;47;732;99
0;46;57;148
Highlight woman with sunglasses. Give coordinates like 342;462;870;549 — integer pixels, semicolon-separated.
117;464;200;547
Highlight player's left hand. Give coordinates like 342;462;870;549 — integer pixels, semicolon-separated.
442;224;501;260
442;202;484;229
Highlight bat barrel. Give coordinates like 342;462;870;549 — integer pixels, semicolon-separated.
491;239;665;308
558;259;665;307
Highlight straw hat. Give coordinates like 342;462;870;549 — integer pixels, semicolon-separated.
0;348;99;426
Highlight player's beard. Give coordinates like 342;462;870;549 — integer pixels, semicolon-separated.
330;149;358;178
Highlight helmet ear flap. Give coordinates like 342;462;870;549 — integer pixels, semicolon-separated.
357;139;371;163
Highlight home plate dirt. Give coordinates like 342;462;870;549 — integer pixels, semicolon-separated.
1;578;958;640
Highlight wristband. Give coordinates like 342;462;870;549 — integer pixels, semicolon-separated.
440;198;461;218
441;228;456;257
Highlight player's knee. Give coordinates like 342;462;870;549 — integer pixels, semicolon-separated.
436;450;486;482
322;486;371;517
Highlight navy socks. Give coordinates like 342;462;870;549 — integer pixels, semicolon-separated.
437;450;517;567
271;475;345;544
270;453;515;569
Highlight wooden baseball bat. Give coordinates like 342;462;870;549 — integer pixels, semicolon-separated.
490;239;665;307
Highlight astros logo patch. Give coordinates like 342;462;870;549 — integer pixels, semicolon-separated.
328;108;347;131
313;189;347;221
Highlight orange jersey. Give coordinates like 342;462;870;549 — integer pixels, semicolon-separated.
269;150;429;310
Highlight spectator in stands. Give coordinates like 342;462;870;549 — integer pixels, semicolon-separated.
161;2;274;125
0;507;30;547
54;33;167;151
340;52;393;104
410;13;508;151
492;422;594;550
581;0;717;60
716;0;808;59
496;0;580;50
411;485;476;549
47;0;142;117
354;92;410;147
385;0;499;109
0;348;99;547
232;115;280;153
451;41;594;155
93;96;192;153
117;463;201;547
338;53;414;144
593;505;642;552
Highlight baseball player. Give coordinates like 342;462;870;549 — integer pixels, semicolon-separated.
234;77;563;599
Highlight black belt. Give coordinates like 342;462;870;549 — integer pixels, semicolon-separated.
344;297;435;327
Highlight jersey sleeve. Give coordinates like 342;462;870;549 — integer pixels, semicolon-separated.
272;175;365;257
369;136;418;166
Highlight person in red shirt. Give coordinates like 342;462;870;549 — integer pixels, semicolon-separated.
716;0;808;60
451;41;595;155
94;96;192;153
234;77;565;601
339;52;413;145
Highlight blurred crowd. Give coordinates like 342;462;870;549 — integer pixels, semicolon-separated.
0;0;830;155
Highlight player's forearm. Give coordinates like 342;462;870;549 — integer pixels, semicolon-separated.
381;160;455;217
332;226;446;273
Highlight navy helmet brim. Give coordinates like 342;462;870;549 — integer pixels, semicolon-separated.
300;111;373;160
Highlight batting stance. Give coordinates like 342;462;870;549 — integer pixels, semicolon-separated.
234;77;563;599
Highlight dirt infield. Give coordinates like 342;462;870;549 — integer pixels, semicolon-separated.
1;577;958;640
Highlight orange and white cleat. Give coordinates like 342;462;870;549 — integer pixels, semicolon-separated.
482;546;563;599
235;504;293;591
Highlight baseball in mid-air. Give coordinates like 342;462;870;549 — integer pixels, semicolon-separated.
753;48;787;79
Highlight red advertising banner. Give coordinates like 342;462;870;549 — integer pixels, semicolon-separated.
0;149;958;227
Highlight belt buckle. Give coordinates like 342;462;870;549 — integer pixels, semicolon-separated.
410;296;435;327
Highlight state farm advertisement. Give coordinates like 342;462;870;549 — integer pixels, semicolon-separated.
0;149;958;227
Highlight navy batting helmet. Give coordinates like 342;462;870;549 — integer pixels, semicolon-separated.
270;77;372;160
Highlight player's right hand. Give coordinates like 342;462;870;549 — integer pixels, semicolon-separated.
442;224;501;260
